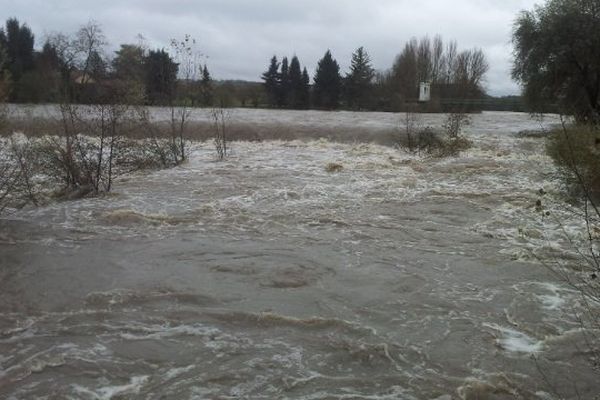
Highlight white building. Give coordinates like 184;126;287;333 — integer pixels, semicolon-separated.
419;82;431;102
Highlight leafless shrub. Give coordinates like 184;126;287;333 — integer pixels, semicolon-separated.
397;110;471;157
0;148;20;213
135;106;185;168
443;111;471;139
8;136;38;206
397;110;440;155
211;107;228;160
39;103;112;195
168;105;191;165
33;94;181;199
402;110;420;154
0;135;41;213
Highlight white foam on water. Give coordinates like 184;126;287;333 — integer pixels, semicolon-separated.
164;364;195;380
117;323;220;341
535;282;568;311
71;375;149;400
300;385;418;400
483;323;543;353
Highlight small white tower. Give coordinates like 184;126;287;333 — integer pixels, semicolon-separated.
419;82;431;102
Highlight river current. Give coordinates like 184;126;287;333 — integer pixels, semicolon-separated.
0;110;597;399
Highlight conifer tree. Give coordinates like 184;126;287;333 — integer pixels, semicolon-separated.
144;49;178;105
278;56;290;107
345;46;375;110
288;55;302;108
0;18;35;101
300;67;310;109
200;64;213;106
261;55;279;107
113;44;145;83
313;50;341;109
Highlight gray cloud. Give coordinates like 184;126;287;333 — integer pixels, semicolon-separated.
2;0;539;95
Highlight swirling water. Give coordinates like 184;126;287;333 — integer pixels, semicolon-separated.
1;110;598;399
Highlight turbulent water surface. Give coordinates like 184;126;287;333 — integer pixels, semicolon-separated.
0;110;598;399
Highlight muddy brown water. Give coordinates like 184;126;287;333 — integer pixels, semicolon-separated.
0;110;598;399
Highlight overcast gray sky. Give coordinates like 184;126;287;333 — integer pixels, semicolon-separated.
1;0;540;96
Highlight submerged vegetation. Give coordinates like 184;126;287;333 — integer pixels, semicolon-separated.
3;0;600;397
396;110;472;157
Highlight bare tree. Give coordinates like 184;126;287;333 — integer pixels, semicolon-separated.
416;36;432;83
390;36;488;103
74;20;107;84
444;40;458;84
431;35;444;83
168;34;204;164
210;107;228;160
453;48;489;97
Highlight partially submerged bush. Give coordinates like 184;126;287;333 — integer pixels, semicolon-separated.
397;126;444;155
397;111;472;157
546;124;600;200
0;135;42;212
210;107;228;161
325;162;343;173
0;112;193;215
442;112;471;139
436;135;473;157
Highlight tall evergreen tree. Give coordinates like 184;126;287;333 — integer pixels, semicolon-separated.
200;64;213;106
288;55;302;108
38;42;62;72
0;18;34;95
144;49;178;105
300;67;311;108
278;56;290;107
0;39;10;102
313;50;341;109
261;55;279;107
113;44;145;82
345;46;375;110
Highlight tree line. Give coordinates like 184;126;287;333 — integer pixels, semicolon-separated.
261;37;489;111
0;17;490;112
0;18;213;107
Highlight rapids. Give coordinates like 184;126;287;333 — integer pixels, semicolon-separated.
0;110;597;399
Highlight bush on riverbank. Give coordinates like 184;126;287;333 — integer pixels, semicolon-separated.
539;122;600;391
0;130;193;214
546;124;600;200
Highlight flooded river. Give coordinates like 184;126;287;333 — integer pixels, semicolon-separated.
0;110;597;399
